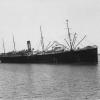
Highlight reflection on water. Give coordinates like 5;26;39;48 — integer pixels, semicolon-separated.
0;58;99;99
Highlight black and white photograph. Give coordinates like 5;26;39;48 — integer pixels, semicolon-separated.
0;0;99;99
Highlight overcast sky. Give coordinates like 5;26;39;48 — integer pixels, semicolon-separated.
0;0;100;53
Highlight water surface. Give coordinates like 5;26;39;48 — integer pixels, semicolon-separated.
0;57;100;100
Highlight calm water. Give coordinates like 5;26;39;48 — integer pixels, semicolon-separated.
0;57;100;100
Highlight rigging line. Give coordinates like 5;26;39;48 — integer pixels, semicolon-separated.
45;42;51;51
64;39;70;48
46;41;58;50
71;33;77;49
74;35;86;49
72;36;77;49
46;42;56;50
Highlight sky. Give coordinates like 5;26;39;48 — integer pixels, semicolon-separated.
0;0;100;53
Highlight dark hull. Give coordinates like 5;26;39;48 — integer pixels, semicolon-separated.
0;47;98;64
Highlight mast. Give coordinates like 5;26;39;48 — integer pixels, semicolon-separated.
2;39;5;54
12;34;16;52
71;33;77;49
40;26;44;52
66;20;72;50
65;20;86;50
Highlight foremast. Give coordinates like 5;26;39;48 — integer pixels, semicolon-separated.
40;26;44;52
12;34;16;52
66;20;73;50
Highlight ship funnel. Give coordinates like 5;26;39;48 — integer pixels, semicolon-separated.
27;41;31;51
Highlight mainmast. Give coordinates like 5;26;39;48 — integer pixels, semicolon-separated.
40;26;44;52
66;20;86;50
66;20;72;50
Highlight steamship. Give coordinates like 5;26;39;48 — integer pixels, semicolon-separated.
0;20;98;64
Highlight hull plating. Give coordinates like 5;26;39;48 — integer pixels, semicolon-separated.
0;47;98;64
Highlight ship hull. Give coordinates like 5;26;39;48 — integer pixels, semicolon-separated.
0;47;98;64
